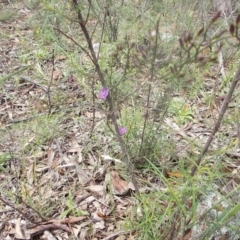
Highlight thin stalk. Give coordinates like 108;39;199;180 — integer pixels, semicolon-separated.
191;61;240;176
71;0;139;192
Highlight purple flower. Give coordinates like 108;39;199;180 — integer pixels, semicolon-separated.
98;87;109;100
118;127;127;135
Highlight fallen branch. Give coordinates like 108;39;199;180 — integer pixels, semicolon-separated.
29;223;72;237
25;217;86;238
0;196;36;224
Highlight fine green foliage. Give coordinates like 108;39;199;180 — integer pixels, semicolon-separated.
0;153;11;172
0;10;15;22
60;191;89;219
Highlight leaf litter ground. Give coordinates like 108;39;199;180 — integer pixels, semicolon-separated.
1;1;240;240
0;2;139;239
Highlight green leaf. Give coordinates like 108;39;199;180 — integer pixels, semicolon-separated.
0;65;32;84
0;153;12;172
220;202;240;224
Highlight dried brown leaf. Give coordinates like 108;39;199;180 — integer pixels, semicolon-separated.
84;111;104;119
166;171;183;178
94;221;105;230
15;218;24;239
63;156;90;185
29;223;72;236
52;67;63;81
55;55;66;61
27;161;34;185
67;138;83;163
110;171;133;196
85;185;105;196
47;147;55;166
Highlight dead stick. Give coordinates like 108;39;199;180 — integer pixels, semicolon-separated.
191;61;240;176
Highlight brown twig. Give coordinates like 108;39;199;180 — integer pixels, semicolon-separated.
53;27;94;62
14;193;47;222
139;17;160;157
0;196;36;224
71;0;139;192
29;223;72;237
191;61;240;176
47;50;54;115
88;3;107;138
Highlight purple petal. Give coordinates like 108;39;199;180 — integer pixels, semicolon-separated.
98;87;109;100
118;127;127;135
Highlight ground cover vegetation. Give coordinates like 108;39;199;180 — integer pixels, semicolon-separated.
1;0;240;239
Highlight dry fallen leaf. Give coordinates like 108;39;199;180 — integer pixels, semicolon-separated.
27;161;34;185
15;218;24;239
47;147;55;166
110;171;134;196
101;155;122;164
166;171;184;178
94;221;105;230
84;111;104;119
67;137;83;163
55;55;66;61
63;155;90;185
52;67;63;81
85;185;105;196
42;230;57;240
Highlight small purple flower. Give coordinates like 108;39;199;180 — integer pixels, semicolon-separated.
118;127;127;135
98;87;109;100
